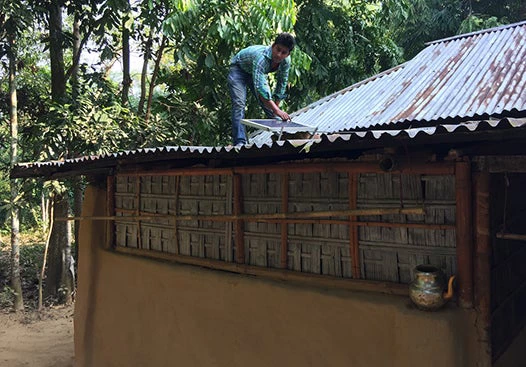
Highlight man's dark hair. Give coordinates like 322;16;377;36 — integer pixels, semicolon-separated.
274;32;295;51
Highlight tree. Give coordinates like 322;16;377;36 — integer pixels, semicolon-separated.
290;0;403;108
154;0;303;145
382;0;521;61
7;19;24;312
0;0;35;312
42;0;73;305
469;0;526;23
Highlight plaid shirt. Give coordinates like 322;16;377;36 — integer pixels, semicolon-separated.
230;45;291;101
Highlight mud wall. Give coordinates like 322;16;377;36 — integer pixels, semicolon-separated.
74;184;489;367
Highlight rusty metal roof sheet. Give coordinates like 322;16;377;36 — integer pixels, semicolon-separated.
249;20;526;143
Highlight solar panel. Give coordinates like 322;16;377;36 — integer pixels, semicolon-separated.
241;118;317;133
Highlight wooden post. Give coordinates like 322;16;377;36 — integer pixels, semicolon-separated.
225;176;234;262
173;176;180;254
280;173;289;269
106;175;115;249
456;160;474;308
233;174;245;264
135;176;143;249
473;171;491;356
349;173;361;279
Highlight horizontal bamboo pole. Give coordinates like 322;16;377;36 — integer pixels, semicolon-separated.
352;220;454;230
59;215;453;230
496;232;526;241
56;207;425;222
107;209;454;229
117;161;455;177
254;219;454;230
114;246;409;296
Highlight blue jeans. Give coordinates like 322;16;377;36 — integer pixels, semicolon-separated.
227;65;274;145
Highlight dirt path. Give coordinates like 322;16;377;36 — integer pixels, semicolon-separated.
0;305;74;367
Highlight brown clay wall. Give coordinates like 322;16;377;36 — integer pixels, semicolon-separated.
75;184;489;367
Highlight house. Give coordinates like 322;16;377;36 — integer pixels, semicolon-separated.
12;21;526;367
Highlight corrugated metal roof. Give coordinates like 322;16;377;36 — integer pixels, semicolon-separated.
250;20;526;143
11;22;526;179
11;117;526;178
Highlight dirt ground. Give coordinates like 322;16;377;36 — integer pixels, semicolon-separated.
0;304;74;367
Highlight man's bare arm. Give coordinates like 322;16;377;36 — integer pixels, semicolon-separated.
259;95;290;121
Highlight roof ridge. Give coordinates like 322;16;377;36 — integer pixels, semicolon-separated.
426;19;526;46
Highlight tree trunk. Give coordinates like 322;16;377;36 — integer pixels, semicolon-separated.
45;193;74;304
41;190;49;226
72;177;84;262
121;9;131;106
39;200;54;311
47;0;74;305
65;13;86;82
138;35;152;115
145;35;166;124
70;15;83;263
49;0;66;101
71;15;81;100
8;30;24;312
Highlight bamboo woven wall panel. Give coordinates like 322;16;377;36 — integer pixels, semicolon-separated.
286;172;349;277
242;173;283;268
357;173;456;283
177;175;231;260
115;176;138;248
113;170;457;284
114;175;234;260
241;172;353;276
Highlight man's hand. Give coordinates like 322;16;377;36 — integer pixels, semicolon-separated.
275;109;291;121
260;96;291;121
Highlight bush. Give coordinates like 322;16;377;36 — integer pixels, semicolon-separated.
0;286;15;308
0;240;46;310
20;243;45;306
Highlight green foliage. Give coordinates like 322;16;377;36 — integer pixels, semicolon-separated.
469;0;525;23
458;14;501;34
146;92;222;146
0;145;44;231
159;0;302;145
0;0;33;45
0;286;15;308
290;0;403;108
0;242;46;309
19;70;143;160
381;0;464;59
381;0;519;60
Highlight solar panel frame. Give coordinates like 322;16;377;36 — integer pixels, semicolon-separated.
241;118;317;133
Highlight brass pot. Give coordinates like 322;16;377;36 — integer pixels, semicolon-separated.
409;265;455;311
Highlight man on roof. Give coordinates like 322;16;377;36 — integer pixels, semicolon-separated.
228;32;296;146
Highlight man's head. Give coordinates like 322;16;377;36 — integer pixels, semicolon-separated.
274;32;296;52
271;33;295;64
